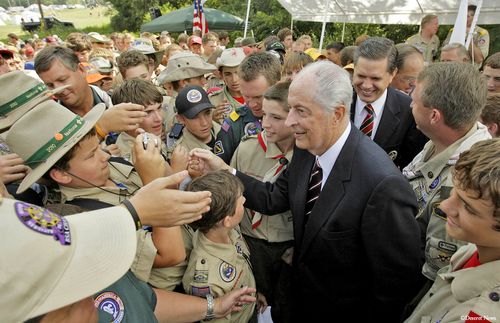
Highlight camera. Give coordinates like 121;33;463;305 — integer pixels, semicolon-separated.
142;133;158;149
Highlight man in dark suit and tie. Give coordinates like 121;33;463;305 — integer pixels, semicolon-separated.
351;37;427;169
190;61;423;322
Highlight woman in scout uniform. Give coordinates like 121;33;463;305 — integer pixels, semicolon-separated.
405;139;500;323
182;171;259;323
230;81;294;322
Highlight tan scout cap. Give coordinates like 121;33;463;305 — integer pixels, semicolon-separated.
216;48;246;68
157;51;216;84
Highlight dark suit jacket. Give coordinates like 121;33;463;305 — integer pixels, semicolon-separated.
237;125;423;322
350;87;427;169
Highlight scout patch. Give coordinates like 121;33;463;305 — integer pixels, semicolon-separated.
214;140;224;155
194;270;209;283
388;150;398;161
437;241;457;253
191;286;211;297
235;242;243;255
15;201;71;246
244;122;259;136
94;291;125;323
431;203;446;221
429;176;440;190
219;261;236;282
187;89;202;103
229;110;240;122
221;119;231;132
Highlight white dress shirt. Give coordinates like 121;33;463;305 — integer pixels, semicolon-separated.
354;89;387;139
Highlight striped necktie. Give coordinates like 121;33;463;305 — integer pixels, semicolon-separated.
360;104;374;137
305;159;322;221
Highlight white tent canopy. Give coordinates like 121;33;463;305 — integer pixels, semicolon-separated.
277;0;500;25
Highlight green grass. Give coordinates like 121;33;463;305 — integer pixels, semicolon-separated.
0;7;112;40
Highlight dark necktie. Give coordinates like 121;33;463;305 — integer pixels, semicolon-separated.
360;104;374;137
305;159;322;221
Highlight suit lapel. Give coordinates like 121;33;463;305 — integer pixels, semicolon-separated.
299;127;359;260
292;152;316;246
373;88;400;147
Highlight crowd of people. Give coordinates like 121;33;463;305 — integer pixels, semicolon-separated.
0;4;499;322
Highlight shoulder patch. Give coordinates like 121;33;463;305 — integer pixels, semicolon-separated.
214;140;224;155
206;86;223;96
221;119;231;132
219;261;236;282
94;291;125;322
229;110;240;122
191;286;211;297
240;134;258;142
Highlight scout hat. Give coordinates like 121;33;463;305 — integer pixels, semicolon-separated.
216;48;246;68
0;197;136;322
305;48;327;61
241;37;257;47
130;38;164;68
89;56;114;74
6;100;105;193
87;32;111;44
0;71;69;131
157;51;216;84
176;85;214;118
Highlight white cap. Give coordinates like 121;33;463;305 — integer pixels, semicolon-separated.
216;48;246;68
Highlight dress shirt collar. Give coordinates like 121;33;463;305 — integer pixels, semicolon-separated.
355;88;388;118
317;122;351;188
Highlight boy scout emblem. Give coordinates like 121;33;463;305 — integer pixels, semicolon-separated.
94;291;125;323
187;89;202;103
219;261;236;282
194;270;209;283
214;140;224;155
15;201;71;246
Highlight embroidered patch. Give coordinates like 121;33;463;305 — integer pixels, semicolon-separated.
478;38;486;46
219;261;236;282
186;89;202;103
437;241;457;253
221;119;231;132
194;270;209;283
244;122;259;136
191;286;211;297
94;291;125;323
214;140;224;155
229;110;239;122
388;150;398;161
431;203;446;221
429;176;440;190
235;242;243;255
15;201;71;245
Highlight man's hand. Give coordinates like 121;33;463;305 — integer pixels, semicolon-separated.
170;145;188;173
214;286;257;318
133;133;165;184
129;171;211;227
188;148;232;175
0;154;29;184
98;103;147;133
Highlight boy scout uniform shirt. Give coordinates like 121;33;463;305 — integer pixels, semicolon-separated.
406;33;440;63
183;229;256;323
214;105;262;163
403;122;491;280
59;161;158;283
404;244;500;323
148;224;195;291
115;132;169;162
170;121;221;153
230;131;293;242
95;270;158;323
208;86;243;122
444;26;490;68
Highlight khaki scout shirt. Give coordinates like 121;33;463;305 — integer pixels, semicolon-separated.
230;131;293;242
209;86;243;123
183;229;256;323
406;33;440;63
169;122;221;152
60;161;156;282
405;244;500;323
403;122;491;280
115;132;168;163
444;26;490;68
149;224;195;291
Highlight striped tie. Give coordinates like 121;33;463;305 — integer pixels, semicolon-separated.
305;159;322;222
360;104;374;137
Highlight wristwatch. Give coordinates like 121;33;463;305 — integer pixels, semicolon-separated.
205;293;215;321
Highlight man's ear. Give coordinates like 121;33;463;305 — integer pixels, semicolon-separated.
49;168;72;185
330;105;346;127
430;108;443;125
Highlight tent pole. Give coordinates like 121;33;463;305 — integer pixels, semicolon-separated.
341;21;346;42
244;0;251;38
319;0;331;51
290;18;293;31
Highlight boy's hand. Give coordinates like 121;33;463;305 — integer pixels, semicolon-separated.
188;148;232;175
133;133;165;184
214;286;257;318
101;143;121;157
170;145;188;173
98;103;147;133
0;154;29;184
129;171;211;227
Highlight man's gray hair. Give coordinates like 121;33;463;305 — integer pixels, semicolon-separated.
294;60;352;114
34;46;80;74
441;43;471;62
354;37;397;73
418;62;486;130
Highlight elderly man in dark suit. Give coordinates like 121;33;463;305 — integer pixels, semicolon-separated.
351;37;427;169
190;61;423;322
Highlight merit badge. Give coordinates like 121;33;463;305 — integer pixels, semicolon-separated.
244;122;259;136
429;176;440;190
388;150;398;161
191;286;211;297
194;270;209;283
94;291;125;323
214;140;224;155
15;201;71;245
186;89;202;103
219;261;236;282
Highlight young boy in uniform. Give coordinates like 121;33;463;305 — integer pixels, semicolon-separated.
182;171;261;322
405;138;500;322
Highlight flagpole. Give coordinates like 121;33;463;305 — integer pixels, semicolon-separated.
319;0;331;51
244;0;251;38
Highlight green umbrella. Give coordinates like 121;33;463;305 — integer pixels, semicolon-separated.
141;6;245;33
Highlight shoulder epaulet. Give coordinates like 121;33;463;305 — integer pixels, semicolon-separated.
478;28;488;36
206;86;223;96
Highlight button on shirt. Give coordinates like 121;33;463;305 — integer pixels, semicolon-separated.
354;90;387;139
317;123;351;189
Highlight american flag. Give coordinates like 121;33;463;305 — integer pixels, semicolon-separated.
193;0;209;35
